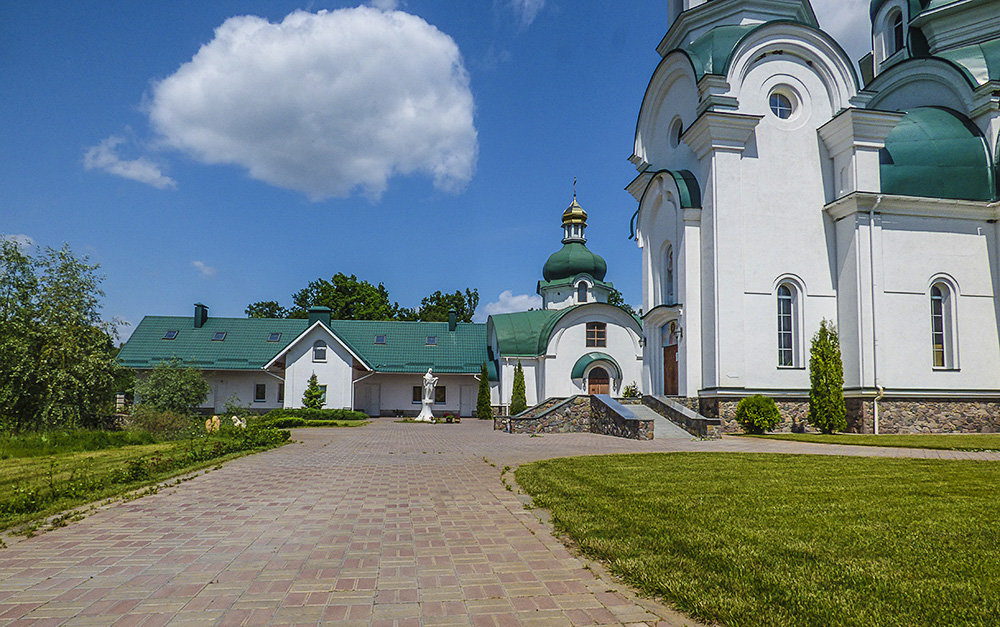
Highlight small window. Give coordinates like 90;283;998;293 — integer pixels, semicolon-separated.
277;383;284;403
163;330;178;340
578;283;588;303
769;92;793;119
319;385;327;404
254;383;266;402
426;336;437;345
412;386;422;403
931;282;955;369
777;285;796;367
374;335;386;345
586;322;607;348
891;13;904;55
212;331;227;341
267;332;281;342
313;340;327;362
435;386;446;404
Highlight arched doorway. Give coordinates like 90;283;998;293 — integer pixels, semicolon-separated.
588;367;610;395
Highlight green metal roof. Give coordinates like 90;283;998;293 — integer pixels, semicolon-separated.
681;24;760;80
118;315;493;377
542;242;608;282
870;0;960;21
489;304;642;358
537;277;614;292
936;39;1000;87
117;316;307;371
629;169;702;240
570;353;621;379
879;107;996;202
327;319;489;376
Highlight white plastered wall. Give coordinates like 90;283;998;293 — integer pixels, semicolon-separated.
353;373;481;416
195;371;283;412
282;325;356;410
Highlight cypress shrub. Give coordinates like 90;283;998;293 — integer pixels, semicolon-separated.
301;374;325;410
735;394;781;434
808;319;846;434
510;360;527;415
477;362;493;420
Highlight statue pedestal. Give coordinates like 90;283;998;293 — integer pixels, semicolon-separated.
415;399;434;422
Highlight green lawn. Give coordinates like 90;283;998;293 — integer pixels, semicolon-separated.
741;432;1000;451
0;429;288;531
516;453;1000;626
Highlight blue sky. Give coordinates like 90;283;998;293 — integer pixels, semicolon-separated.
1;0;869;341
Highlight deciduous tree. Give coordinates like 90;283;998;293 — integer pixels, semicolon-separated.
133;358;209;415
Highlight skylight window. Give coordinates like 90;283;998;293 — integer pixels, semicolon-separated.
267;332;281;342
163;330;178;340
426;336;437;345
374;335;386;345
212;331;227;341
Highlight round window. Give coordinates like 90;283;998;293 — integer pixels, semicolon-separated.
668;117;684;148
769;92;793;119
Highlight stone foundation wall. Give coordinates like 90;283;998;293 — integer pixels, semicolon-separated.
591;396;653;440
643;396;722;439
699;397;812;434
498;396;590;434
873;399;1000;434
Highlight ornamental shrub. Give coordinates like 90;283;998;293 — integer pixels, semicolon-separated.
735;395;781;434
622;382;641;399
261;408;367;421
809;319;846;434
510;360;527;415
477;362;493;420
128;406;193;438
133;359;209;416
301;374;325;410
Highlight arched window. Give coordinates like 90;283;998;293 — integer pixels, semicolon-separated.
312;340;327;362
777;284;797;367
578;282;588;303
891;12;904;55
930;283;955;368
664;244;675;305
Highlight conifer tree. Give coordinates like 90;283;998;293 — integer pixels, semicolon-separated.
302;374;325;409
808;319;846;433
510;360;527;415
477;362;492;420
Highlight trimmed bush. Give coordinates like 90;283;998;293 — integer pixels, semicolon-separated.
735;395;782;434
477;362;493;420
809;319;846;434
261;408;368;421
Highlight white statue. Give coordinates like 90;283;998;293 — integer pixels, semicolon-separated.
415;367;438;422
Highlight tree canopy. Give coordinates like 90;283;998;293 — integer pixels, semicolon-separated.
0;241;122;431
246;274;479;322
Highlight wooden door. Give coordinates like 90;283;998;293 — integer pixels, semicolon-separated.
663;345;678;396
588;367;610;395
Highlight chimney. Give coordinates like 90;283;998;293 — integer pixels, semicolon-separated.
308;306;332;328
448;309;457;332
194;303;208;328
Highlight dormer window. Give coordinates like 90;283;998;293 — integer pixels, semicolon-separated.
426;336;437;345
212;331;227;341
267;332;281;342
374;335;386;345
163;330;178;340
578;283;588;303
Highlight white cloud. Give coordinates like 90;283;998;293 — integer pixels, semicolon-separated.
475;290;542;322
83;136;177;189
192;260;217;278
813;0;871;65
1;234;35;252
148;8;477;201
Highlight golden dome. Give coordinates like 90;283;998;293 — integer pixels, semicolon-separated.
562;197;587;226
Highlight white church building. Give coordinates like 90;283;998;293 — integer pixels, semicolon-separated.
629;0;1000;432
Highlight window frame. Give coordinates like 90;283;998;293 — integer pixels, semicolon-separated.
374;335;386;345
890;11;904;56
586;322;607;348
412;386;422;403
319;385;327;405
426;336;437;346
254;383;266;403
775;281;802;369
930;281;958;370
163;330;178;340
577;282;588;303
267;332;281;342
312;340;327;362
277;383;284;403
211;331;227;341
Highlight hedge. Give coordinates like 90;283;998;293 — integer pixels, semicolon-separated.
261;408;368;422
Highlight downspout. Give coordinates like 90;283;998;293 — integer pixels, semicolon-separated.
869;195;883;434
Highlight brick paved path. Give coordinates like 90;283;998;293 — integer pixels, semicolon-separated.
1;419;997;626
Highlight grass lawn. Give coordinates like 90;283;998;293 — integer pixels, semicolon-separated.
516;453;1000;626
740;432;1000;451
0;430;288;532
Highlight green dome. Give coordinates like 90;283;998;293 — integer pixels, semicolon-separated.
542;242;608;282
879;107;995;202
